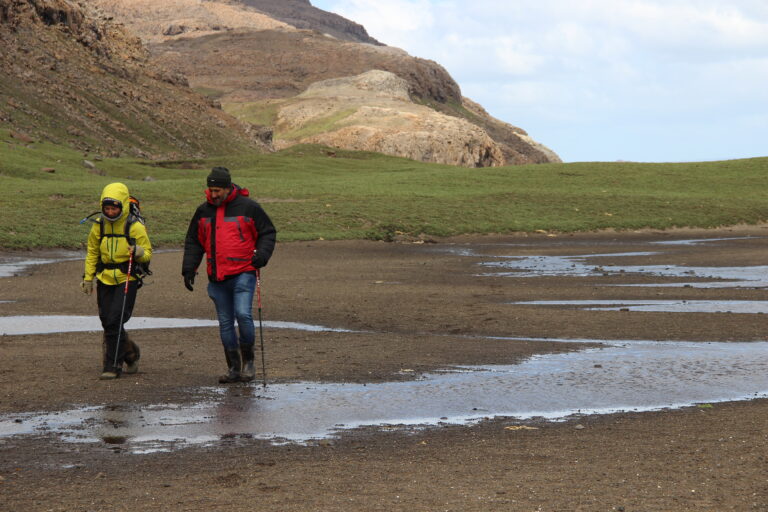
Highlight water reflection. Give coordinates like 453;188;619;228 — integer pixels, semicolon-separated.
511;300;768;314
2;338;767;452
0;315;355;336
0;252;82;278
478;253;768;288
650;237;758;246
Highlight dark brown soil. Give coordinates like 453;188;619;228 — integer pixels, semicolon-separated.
2;228;768;511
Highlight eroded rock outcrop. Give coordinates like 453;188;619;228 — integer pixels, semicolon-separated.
274;70;505;167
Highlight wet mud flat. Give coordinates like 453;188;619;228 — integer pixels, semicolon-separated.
2;227;768;510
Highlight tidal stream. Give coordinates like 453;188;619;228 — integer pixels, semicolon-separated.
1;336;766;453
1;238;767;453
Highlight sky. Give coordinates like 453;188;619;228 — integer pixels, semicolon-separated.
311;0;768;163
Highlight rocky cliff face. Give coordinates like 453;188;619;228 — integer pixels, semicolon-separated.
0;0;271;158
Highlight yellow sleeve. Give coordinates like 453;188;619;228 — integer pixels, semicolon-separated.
83;222;101;281
130;222;152;264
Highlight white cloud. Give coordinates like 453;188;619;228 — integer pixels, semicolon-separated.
326;0;434;47
494;36;548;76
608;1;768;49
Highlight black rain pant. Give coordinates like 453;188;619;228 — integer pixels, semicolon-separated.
97;280;138;373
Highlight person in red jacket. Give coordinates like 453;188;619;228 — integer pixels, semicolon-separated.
182;167;277;383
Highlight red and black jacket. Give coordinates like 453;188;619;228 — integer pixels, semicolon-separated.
182;184;277;282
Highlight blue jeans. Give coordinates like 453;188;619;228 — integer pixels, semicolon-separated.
207;272;256;350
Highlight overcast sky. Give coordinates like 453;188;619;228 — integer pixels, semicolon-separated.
311;0;767;163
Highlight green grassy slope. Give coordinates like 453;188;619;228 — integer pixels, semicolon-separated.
1;135;766;249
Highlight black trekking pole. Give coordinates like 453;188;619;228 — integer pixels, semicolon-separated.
256;268;267;388
113;249;134;369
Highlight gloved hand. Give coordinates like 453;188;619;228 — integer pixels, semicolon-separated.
183;272;195;292
129;244;144;258
252;250;268;269
81;280;93;295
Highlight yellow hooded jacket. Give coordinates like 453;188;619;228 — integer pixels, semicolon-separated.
84;183;152;286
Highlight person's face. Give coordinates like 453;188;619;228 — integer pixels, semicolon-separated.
209;186;230;206
102;205;121;219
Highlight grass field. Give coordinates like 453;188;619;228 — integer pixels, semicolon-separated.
1;132;767;249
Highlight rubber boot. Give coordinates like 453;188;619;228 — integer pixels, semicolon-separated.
124;337;140;374
240;344;256;382
218;349;242;384
100;335;120;380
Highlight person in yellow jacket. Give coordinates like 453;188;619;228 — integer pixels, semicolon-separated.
81;183;152;380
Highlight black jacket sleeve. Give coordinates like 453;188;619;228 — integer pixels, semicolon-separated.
181;206;205;276
252;202;277;267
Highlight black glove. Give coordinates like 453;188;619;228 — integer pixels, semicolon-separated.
183;272;195;292
252;250;268;269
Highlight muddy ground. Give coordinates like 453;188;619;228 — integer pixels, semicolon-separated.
1;227;768;511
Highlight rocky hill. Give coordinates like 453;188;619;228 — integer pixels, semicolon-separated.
268;70;504;167
2;0;559;166
89;0;560;167
0;0;271;159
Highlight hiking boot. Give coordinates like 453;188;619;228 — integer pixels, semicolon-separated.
240;344;255;382
101;338;121;380
124;338;140;374
218;349;242;384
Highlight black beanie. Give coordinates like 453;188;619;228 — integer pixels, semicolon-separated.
207;166;232;188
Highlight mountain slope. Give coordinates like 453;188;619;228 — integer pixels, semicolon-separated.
0;0;271;158
266;70;505;167
147;22;559;166
20;0;560;166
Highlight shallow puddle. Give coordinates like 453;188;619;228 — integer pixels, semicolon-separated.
0;252;82;278
511;300;768;314
439;236;768;288
1;338;767;453
0;315;354;336
477;251;768;288
2;239;767;453
649;237;759;246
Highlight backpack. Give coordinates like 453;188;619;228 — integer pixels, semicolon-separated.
80;196;152;288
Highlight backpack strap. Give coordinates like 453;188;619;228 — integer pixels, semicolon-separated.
91;210;150;288
98;214;137;242
95;215;137;272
